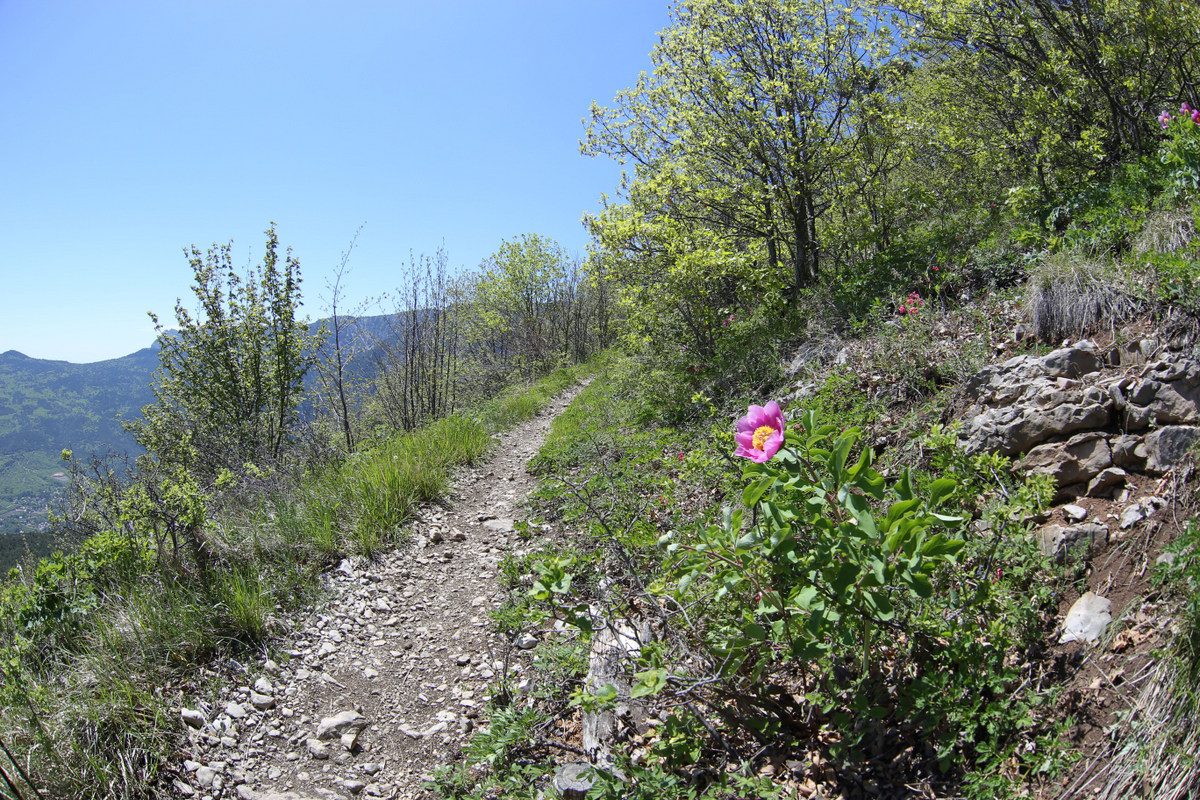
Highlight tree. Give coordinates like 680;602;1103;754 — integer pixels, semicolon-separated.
459;233;572;381
897;0;1200;203
313;228;369;453
583;0;896;300
129;224;317;481
374;248;462;431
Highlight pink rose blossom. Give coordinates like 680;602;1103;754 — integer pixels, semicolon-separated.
734;401;786;462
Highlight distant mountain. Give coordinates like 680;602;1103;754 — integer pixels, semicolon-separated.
0;313;403;534
0;346;160;533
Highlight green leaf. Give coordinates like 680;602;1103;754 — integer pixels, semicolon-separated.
844;445;872;482
866;590;894;620
829;435;853;482
895;469;915;501
884;498;920;530
844;493;877;537
631;668;669;698
870;557;886;586
910;573;934;598
594;683;617;704
928;478;957;507
743;475;774;508
743;621;768;641
921;535;966;559
792;585;820;610
735;529;761;550
854;466;886;500
829;561;858;598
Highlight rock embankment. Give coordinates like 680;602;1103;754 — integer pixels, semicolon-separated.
958;334;1196;647
960;337;1199;493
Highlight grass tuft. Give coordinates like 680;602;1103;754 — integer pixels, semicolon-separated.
1026;253;1142;341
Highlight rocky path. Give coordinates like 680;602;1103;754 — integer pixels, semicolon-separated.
174;384;586;800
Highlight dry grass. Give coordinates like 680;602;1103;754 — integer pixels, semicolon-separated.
1067;658;1200;800
1025;253;1143;342
1135;208;1197;256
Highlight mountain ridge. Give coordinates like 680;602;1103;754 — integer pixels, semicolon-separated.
0;314;400;534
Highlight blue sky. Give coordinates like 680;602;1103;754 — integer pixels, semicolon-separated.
0;1;671;363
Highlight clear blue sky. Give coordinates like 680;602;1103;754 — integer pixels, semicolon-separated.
0;1;671;363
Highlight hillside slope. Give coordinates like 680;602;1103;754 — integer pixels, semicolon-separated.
0;313;402;536
0;346;159;532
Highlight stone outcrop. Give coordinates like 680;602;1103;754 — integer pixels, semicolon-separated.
960;339;1200;496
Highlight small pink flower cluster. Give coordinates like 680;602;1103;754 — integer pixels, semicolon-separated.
1160;102;1200;129
898;291;925;316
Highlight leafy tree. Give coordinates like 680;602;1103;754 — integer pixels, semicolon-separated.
897;0;1200;204
459;233;574;381
130;224;317;481
584;0;896;301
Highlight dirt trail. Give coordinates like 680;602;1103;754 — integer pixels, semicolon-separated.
173;383;586;800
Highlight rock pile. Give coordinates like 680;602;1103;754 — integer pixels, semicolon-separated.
960;338;1199;497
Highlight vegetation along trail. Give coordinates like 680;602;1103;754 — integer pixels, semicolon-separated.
173;382;588;800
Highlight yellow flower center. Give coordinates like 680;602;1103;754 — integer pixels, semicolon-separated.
751;425;774;451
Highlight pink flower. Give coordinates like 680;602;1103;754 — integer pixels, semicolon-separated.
734;401;785;463
932;266;940;272
677;452;685;462
1182;102;1192;115
723;313;735;327
898;305;908;315
1193;110;1200;125
1160;110;1172;129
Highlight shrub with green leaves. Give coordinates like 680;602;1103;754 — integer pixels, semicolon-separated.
663;409;966;684
652;404;1060;778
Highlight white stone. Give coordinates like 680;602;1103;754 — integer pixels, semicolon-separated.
181;708;206;729
307;738;329;759
1060;592;1112;644
195;766;217;787
316;710;367;740
1062;504;1088;521
250;691;276;710
1120;504;1146;529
